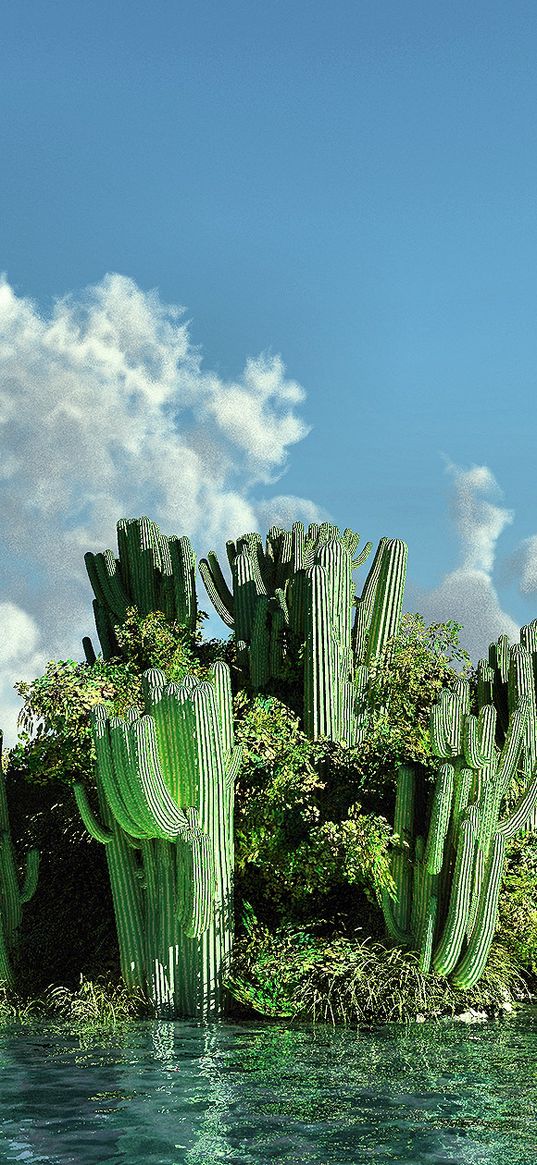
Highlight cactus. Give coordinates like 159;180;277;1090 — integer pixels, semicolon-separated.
84;517;197;660
477;624;537;830
303;535;408;743
383;678;537;988
0;733;39;985
73;662;240;1018
199;523;372;685
200;523;408;746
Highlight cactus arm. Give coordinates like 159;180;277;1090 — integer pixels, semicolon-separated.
199;554;235;627
389;765;415;934
133;717;190;838
352;540;373;569
225;744;243;789
73;783;114;844
169;535;197;629
93;549;130;621
91;708;149;838
250;596;271;689
498;768;537;838
381;888;413;945
464;713;493;768
496;699;529;799
303;565;337;740
424;764;455;875
364;538;407;664
82;636;97;665
418;878;439;974
451;832;507;989
177;809;214;938
19;849;39;905
432;816;476;976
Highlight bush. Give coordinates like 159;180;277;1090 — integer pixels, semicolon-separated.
233;694;394;929
226;916;529;1027
497;833;537;980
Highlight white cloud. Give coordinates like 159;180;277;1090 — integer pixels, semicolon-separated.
406;462;519;664
503;534;537;595
0;273;321;744
0;604;47;745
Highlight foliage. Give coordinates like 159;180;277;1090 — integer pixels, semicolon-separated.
233;694;394;926
0;977;146;1028
226;914;529;1027
11;657;142;787
497;833;537;979
350;613;473;799
10;608;233;791
42;976;148;1025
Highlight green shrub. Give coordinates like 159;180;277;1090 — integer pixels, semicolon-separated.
497;833;537;979
226;915;528;1027
233;695;394;928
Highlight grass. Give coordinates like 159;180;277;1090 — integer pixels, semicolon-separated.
225;922;531;1027
0;976;148;1028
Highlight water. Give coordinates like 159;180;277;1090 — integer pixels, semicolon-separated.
0;1010;535;1165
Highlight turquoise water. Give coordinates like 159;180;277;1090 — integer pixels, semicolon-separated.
0;1010;535;1164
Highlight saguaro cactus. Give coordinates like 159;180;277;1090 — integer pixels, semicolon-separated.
84;517;197;660
383;677;537;988
303;535;408;743
200;523;408;745
0;733;39;985
478;624;537;830
199;522;373;686
73;663;240;1017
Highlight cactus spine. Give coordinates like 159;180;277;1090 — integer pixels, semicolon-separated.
0;733;39;984
84;517;197;659
383;677;537;988
74;663;240;1017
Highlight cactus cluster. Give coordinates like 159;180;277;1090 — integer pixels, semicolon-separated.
74;516;537;1009
0;733;39;985
384;664;537;988
200;523;408;745
74;662;240;1017
84;517;197;661
477;623;537;831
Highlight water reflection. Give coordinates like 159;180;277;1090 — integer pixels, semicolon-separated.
0;1010;535;1163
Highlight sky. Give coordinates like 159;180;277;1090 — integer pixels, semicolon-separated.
1;1;537;743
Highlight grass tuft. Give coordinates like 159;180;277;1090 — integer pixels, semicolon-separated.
226;922;530;1026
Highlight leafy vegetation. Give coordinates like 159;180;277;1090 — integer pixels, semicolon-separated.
226;914;528;1026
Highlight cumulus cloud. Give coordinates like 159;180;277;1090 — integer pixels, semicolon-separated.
0;273;321;743
406;462;519;664
502;534;537;596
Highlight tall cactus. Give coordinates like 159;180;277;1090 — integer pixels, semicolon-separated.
73;663;240;1017
478;623;537;830
0;733;39;985
84;517;197;660
199;522;372;686
303;536;408;743
200;523;408;745
383;678;537;988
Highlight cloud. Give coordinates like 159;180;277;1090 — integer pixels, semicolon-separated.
406;462;519;664
502;534;537;596
0;273;321;743
0;603;47;746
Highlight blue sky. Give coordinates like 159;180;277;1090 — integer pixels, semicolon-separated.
2;1;537;740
